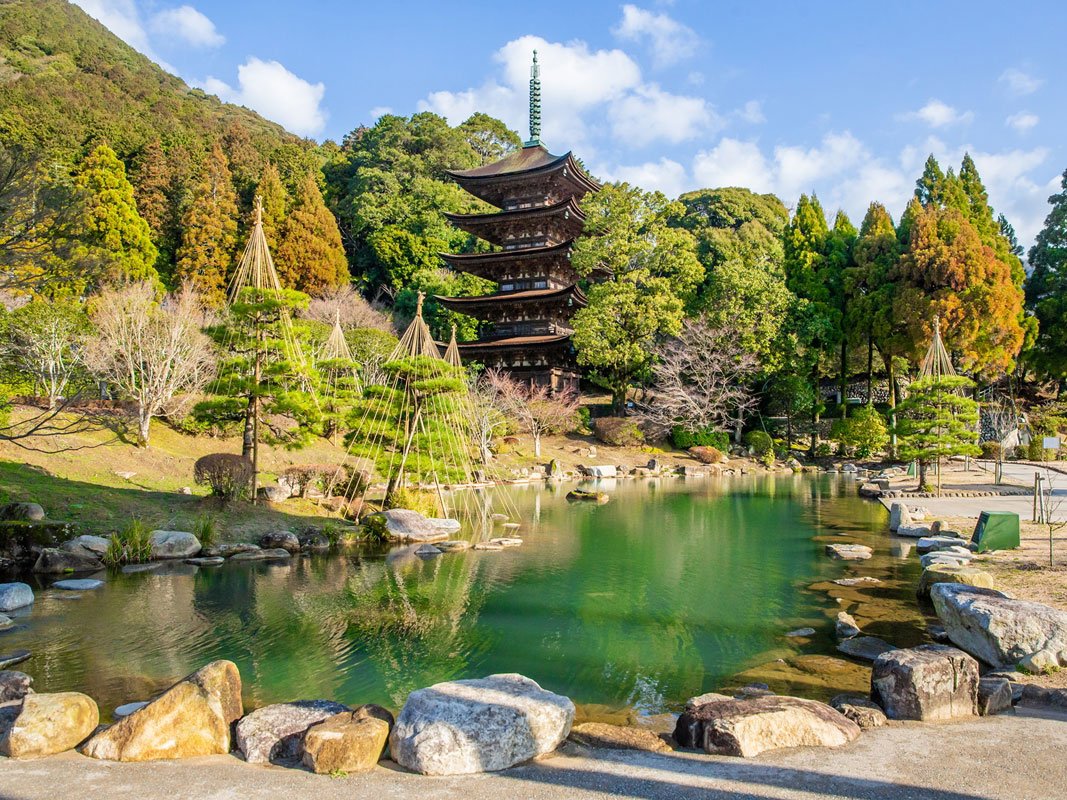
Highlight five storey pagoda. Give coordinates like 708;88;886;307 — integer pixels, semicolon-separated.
436;51;602;393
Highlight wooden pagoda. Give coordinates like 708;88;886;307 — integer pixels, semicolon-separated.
436;51;602;393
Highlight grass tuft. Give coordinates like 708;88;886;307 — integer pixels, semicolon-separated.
103;518;153;566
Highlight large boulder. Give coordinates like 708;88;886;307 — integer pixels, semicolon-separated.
0;583;34;611
0;691;99;758
60;534;110;558
148;530;201;560
31;547;102;574
390;673;574;775
81;660;241;761
301;707;391;774
0;670;33;703
889;502;910;531
367;509;461;544
917;565;995;600
235;699;349;764
257;530;300;554
673;695;860;758
931;583;1067;667
257;485;289;503
870;645;978;721
201;543;260;558
0;502;45;521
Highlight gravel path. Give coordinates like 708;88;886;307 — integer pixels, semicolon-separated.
1;712;1064;800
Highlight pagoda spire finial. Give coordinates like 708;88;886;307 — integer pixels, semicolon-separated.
526;49;541;147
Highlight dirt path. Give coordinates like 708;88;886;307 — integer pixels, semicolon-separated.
1;712;1062;800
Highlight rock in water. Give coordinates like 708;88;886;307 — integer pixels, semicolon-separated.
837;636;897;661
889;502;911;531
825;543;872;560
673;695;860;758
0;583;34;611
0;650;31;669
0;692;99;758
568;723;671;753
148;531;201;560
81;660;242;761
0;670;33;703
931;583;1067;667
301;711;390;774
871;645;978;721
51;579;104;591
185;557;224;567
917;565;995;600
32;547;102;574
235;699;349;764
366;509;460;543
829;695;887;729
201;543;260;558
389;673;574;775
257;530;300;554
836;612;861;639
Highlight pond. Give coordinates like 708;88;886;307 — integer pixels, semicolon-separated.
5;474;926;719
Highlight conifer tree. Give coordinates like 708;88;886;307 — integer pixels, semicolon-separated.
1026;168;1067;383
130;139;174;282
894;375;981;491
825;210;857;411
275;175;349;293
255;162;288;253
174;143;238;306
74;142;158;284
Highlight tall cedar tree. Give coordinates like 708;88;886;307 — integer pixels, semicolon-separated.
255;163;288;253
894;375;981;490
783;194;833;453
825;210;857;411
571;183;704;412
74;143;158;284
893;204;1023;378
129;139;174;281
1026;168;1067;383
175;143;238;307
275;175;349;293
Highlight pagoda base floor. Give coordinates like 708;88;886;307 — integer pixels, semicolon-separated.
502;365;580;394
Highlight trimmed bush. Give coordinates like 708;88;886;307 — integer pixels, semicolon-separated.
1027;436;1044;461
671;426;730;451
744;430;774;457
281;463;349;499
979;440;1002;460
193;453;253;501
593;417;645;447
688;445;724;464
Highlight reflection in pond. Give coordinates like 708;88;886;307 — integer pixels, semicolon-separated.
7;475;922;717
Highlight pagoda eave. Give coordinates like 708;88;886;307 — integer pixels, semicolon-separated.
434;285;588;315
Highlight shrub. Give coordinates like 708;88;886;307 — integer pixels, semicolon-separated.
744;430;773;457
1027;436;1044;461
385;486;440;517
360;514;389;543
671;426;730;451
688;445;724;464
103;519;153;566
815;442;833;458
194;453;253;502
281;463;349;498
829;405;888;458
576;407;592;433
761;450;776;468
980;440;1002;460
192;514;218;547
593;417;645;447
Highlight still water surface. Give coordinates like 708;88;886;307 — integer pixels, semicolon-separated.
7;475;913;716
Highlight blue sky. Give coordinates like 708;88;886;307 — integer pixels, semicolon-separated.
73;0;1066;247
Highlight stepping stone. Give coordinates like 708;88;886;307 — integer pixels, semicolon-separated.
261;548;292;560
185;557;225;567
833;577;881;586
825;543;873;560
415;544;442;557
837;636;898;661
52;579;104;591
501;523;521;529
489;537;523;547
0;649;31;669
122;563;161;574
113;701;149;720
787;627;816;637
473;542;504;551
436;541;471;552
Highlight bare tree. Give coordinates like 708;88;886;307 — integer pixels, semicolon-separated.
467;372;508;464
86;282;217;447
638;316;759;438
3;296;89;409
486;369;580;458
302;283;394;332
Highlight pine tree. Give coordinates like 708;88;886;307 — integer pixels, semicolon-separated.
1026;168;1067;383
255;163;288;253
894;375;981;491
915;155;947;206
275;175;350;293
825;210;857;411
174;143;238;307
74;142;158;284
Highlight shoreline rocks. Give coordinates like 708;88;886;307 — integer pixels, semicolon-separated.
0;583;34;611
366;509;461;543
301;705;394;774
148;531;201;560
0;670;33;703
871;645;978;721
236;699;349;764
0;691;99;758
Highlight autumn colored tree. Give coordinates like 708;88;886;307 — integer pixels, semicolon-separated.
893;204;1024;378
255;162;288;253
275;175;349;293
174;143;239;306
74;142;158;284
129;139;173;281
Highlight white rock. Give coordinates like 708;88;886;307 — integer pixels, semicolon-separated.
895;525;933;539
0;583;34;611
389;673;574;775
60;535;110;557
149;530;201;559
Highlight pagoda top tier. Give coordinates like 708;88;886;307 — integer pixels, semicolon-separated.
445;144;599;210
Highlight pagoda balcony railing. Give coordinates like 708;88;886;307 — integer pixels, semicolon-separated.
484;320;573;339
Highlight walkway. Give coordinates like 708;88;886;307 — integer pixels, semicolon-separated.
1;712;1064;800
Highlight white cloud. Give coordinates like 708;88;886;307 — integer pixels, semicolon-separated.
612;4;701;67
71;0;177;74
898;99;974;128
692;138;773;193
150;6;224;48
202;58;327;137
608;84;716;146
735;100;765;124
602;157;688;198
1005;111;1039;134
369;106;394;120
998;68;1043;96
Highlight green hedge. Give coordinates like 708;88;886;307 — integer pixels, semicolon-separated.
671;426;730;451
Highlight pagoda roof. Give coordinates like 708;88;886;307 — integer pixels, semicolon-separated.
434;284;587;313
443;197;585;245
455;333;573;352
446;144;599;207
440;238;573;269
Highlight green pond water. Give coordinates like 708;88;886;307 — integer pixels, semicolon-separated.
5;474;924;717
